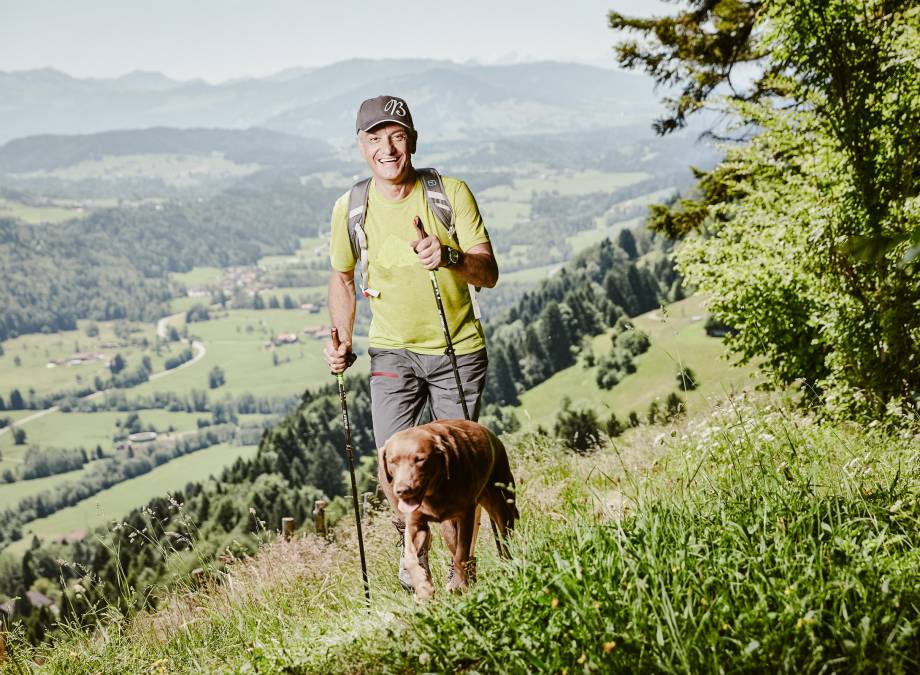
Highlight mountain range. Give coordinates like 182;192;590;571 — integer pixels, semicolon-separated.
0;59;660;145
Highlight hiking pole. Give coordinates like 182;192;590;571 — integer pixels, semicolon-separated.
330;328;370;604
413;217;483;568
413;216;470;421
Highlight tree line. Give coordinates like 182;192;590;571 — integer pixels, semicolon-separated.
0;175;339;341
610;0;919;421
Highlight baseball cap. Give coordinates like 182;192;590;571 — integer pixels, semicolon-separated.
356;95;415;134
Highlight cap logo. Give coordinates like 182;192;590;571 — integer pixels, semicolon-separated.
384;99;406;117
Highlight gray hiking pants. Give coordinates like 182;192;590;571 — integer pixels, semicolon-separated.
368;347;488;447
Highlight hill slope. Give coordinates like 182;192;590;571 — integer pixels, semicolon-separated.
7;393;917;672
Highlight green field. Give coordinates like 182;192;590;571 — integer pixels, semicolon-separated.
0;319;168;402
4;442;259;554
0;409;213;466
518;295;758;426
567;215;644;253
479;170;650;201
169;266;224;288
479;199;530;230
14;153;261;188
0;197;84;224
0;464;91;504
132;309;368;399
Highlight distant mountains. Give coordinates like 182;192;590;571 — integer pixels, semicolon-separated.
0;59;660;145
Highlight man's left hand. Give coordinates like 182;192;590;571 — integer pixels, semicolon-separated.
410;233;444;271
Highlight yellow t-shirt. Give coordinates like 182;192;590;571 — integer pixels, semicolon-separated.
330;175;490;355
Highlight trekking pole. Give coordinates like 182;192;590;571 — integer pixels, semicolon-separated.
330;328;370;604
414;217;483;567
413;216;470;421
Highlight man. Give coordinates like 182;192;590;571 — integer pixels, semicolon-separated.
323;95;498;590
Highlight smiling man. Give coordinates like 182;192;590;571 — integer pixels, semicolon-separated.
324;95;498;591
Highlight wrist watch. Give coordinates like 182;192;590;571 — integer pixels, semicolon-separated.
442;245;462;268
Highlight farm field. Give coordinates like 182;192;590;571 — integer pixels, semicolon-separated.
4;442;259;555
518;294;758;426
14;153;261;187
133;309;366;399
0;464;91;504
0;319;168;401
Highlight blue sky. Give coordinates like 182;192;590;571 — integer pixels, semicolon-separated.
0;0;672;82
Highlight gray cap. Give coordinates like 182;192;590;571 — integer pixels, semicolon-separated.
356;95;414;134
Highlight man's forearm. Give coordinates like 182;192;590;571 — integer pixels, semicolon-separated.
328;271;357;346
453;244;498;288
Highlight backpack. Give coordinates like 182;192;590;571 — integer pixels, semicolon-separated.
346;167;481;317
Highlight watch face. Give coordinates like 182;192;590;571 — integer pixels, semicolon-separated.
449;248;460;265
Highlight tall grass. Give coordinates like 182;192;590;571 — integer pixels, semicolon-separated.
3;393;917;673
301;395;920;673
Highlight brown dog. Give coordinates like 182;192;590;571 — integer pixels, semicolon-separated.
378;419;518;599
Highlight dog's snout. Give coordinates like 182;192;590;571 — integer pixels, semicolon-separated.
394;483;410;497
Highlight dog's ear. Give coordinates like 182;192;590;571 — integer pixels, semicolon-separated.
433;436;451;481
380;446;393;483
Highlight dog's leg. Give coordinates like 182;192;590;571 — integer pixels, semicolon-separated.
404;518;435;599
480;484;515;558
447;506;477;593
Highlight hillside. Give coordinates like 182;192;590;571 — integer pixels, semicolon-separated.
4;393;916;672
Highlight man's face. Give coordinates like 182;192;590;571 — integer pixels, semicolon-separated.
357;123;415;185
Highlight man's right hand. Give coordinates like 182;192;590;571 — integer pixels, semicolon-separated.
325;329;355;374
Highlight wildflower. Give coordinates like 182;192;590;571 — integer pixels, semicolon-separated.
551;597;560;609
418;653;429;666
603;641;617;653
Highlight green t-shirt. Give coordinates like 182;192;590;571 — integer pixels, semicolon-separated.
330;175;491;355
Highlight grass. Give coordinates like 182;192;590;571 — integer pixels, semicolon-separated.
130;309;367;399
10;394;918;672
479;170;651;201
169;266;224;288
500;263;564;283
0;198;83;225
519;294;758;427
0;319;165;402
3;442;258;555
0;409;217;467
567;215;644;253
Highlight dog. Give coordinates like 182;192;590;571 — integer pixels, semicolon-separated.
378;419;518;599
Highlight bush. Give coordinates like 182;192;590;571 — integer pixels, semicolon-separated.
554;398;603;453
676;366;698;391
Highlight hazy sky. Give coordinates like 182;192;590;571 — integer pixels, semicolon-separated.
0;0;672;82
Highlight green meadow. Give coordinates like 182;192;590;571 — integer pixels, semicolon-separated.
131;309;367;399
15;153;260;187
519;294;758;427
6;442;259;554
0;319;166;401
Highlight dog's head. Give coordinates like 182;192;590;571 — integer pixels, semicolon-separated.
381;426;450;514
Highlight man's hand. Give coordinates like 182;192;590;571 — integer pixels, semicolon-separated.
410;216;443;271
325;328;355;374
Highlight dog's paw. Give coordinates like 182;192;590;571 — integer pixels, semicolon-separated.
415;580;435;601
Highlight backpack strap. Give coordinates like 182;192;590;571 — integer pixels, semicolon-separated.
346;177;379;298
347;169;481;318
418;168;481;319
417;168;456;242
